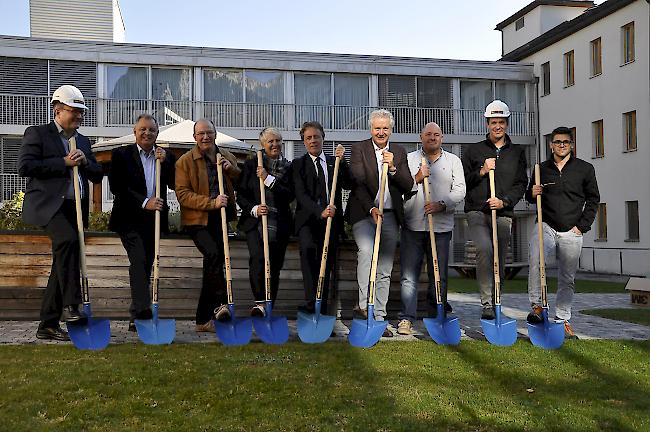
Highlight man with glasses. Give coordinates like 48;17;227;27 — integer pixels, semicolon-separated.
18;85;103;341
526;126;599;339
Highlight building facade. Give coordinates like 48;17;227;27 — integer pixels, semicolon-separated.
499;0;650;275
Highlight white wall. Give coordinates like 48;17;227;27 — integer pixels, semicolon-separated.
539;5;589;34
30;0;115;42
524;1;649;275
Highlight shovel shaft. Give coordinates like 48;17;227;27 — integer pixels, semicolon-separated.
258;151;272;302
489;170;501;305
69;137;90;304
534;164;548;307
217;154;234;305
421;157;443;305
316;154;342;300
367;162;389;305
152;158;162;305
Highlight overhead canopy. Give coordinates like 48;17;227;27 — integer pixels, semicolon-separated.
94;120;252;153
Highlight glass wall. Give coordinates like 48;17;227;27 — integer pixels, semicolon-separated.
152;67;192;124
203;69;244;127
245;70;285;128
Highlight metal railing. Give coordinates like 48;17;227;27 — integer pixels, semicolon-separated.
1;174;27;201
0;94;536;135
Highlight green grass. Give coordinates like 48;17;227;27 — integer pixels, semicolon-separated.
1;341;649;431
448;277;625;294
581;308;650;326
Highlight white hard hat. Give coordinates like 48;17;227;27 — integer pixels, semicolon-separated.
51;85;88;110
484;100;510;118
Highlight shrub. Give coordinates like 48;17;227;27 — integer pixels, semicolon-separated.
88;211;111;232
0;192;32;230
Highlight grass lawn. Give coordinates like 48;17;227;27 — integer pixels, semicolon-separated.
1;340;648;431
448;277;626;294
581;308;650;327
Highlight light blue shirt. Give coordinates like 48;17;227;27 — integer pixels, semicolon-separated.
138;145;156;208
54;120;83;199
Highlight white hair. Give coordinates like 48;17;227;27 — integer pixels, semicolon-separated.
259;127;283;143
368;109;394;129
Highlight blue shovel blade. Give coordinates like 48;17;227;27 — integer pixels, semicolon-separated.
297;311;336;344
348;306;387;348
135;318;176;345
67;317;111;351
481;305;517;346
423;305;461;345
215;317;253;346
253;315;289;344
528;309;565;349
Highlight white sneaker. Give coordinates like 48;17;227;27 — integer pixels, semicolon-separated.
214;304;231;322
250;303;266;318
397;319;413;335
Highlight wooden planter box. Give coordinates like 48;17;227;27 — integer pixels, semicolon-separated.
0;231;431;320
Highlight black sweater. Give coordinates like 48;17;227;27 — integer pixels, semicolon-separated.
461;134;528;218
526;155;600;234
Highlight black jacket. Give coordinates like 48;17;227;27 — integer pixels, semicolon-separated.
17;122;103;227
108;144;176;234
291;153;353;235
461;134;528;218
526;155;599;233
236;156;294;234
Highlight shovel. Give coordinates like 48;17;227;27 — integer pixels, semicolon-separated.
420;157;461;345
480;169;517;346
528;164;565;349
252;150;289;344
297;147;343;343
349;162;389;348
66;136;111;351
135;158;176;345
214;153;253;346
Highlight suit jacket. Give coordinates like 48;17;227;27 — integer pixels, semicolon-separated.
345;139;413;226
108;144;176;234
237;156;294;234
291;153;353;235
18;122;103;227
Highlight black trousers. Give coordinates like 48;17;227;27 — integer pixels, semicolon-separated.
298;222;339;314
118;224;155;319
246;228;289;304
41;200;82;327
187;211;227;324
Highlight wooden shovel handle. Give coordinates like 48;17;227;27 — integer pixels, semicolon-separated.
257;151;271;302
69;136;89;303
152;157;161;304
489;169;501;304
535;164;548;307
421;157;443;305
315;152;341;300
368;162;388;305
217;154;234;305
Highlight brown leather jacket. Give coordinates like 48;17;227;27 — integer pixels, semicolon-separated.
175;144;240;227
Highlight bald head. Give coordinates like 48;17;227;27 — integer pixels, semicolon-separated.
420;122;443;155
193;118;217;154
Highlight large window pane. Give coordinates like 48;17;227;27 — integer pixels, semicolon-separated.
460;80;492;133
496;81;527;135
379;76;416;133
245;70;285;128
417;77;453;133
295;73;331;128
152;68;191;124
204;69;243;127
106;65;147;126
334;74;369;130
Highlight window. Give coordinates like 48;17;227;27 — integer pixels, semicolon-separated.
151;68;191;122
570;127;577;157
622;22;635;64
544;133;553;160
596;203;607;241
541;62;550;96
564;50;575;87
626;201;639;241
245;70;285;128
106;65;147;99
459;80;492;134
295;73;332;127
203;69;243;127
623;111;637;152
592;120;604;158
515;17;525;31
590;37;602;76
334;74;369;130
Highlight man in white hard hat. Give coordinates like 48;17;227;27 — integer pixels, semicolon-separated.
18;85;104;341
460;100;528;320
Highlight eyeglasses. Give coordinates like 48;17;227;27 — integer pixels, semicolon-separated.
551;140;573;146
61;107;85;116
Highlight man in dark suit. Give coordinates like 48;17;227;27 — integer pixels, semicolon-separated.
346;109;413;336
18;85;104;341
108;114;176;331
292;121;352;315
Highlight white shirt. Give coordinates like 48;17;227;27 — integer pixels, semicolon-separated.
308;151;329;202
372;141;392;210
137;144;156;208
403;149;466;232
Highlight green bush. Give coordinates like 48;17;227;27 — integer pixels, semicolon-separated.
0;192;32;230
88;211;111;232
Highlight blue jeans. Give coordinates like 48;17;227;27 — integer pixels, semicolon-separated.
399;228;452;322
528;222;583;321
353;212;399;321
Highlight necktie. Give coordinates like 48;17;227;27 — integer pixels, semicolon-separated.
316;157;328;206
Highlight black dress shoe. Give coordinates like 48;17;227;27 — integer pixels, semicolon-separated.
382;328;393;338
444;302;453;313
61;305;87;324
481;307;496;320
353;306;368;320
135;309;153;320
36;326;70;341
128;320;137;332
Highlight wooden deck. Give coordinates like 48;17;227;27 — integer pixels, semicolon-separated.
0;232;435;320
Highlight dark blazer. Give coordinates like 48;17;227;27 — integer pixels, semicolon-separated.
108;144;176;234
291;153;353;235
17;122;103;227
236;156;294;234
345;139;413;226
